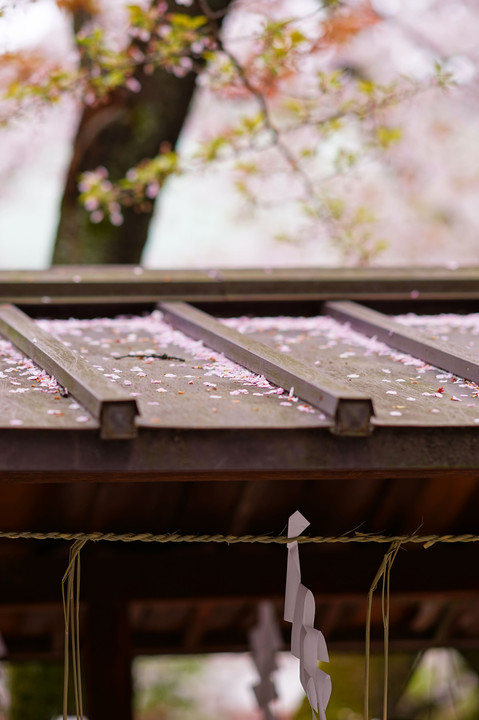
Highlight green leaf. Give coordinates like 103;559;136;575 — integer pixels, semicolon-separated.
358;79;376;96
168;14;208;30
236;161;258;174
289;29;307;45
324;196;345;220
376;125;402;148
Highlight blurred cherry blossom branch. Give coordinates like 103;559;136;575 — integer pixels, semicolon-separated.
0;0;463;265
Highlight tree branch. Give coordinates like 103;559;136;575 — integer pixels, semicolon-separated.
196;0;322;215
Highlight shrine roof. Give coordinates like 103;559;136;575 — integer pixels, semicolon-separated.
1;266;479;657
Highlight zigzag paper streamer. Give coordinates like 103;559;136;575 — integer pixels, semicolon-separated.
249;601;282;720
284;511;331;720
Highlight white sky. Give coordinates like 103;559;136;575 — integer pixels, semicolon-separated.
0;0;66;52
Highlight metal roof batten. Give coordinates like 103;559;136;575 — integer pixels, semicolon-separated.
0;303;138;439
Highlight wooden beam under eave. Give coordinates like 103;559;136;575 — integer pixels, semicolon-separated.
182;602;215;651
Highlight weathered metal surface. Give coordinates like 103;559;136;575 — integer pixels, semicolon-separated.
3;308;479;437
0;304;138;438
326;300;479;387
160;301;374;435
230;313;479;427
0;331;99;430
37;312;329;430
2;266;479;305
394;312;479;354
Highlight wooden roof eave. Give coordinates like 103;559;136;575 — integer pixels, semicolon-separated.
2;265;479;305
1;424;479;477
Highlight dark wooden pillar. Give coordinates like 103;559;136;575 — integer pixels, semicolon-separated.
85;600;132;720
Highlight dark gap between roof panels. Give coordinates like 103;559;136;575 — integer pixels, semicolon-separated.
195;298;479;318
17;297;479;320
18;302;157;321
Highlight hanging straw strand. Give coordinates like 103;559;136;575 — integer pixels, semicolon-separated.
62;539;88;720
364;541;402;720
381;542;401;720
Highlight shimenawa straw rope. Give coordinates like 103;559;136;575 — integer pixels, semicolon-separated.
0;530;478;546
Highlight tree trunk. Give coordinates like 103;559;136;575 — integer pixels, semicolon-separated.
52;0;233;265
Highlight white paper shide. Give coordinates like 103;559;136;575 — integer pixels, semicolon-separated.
284;511;331;720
